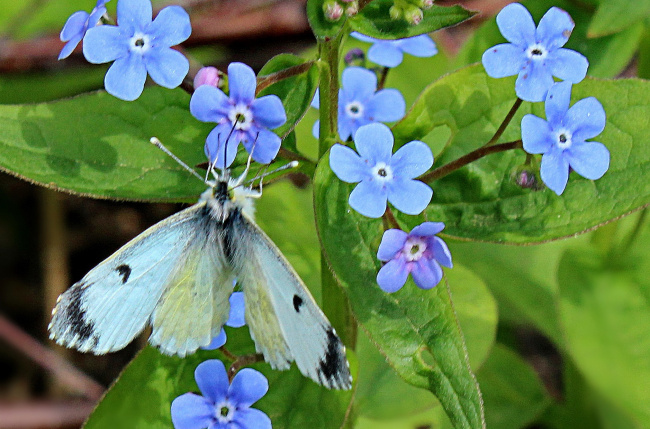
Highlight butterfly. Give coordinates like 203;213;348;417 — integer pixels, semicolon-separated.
48;138;352;390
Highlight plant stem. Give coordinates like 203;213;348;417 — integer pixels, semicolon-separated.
420;140;522;183
227;353;265;382
382;206;401;229
318;35;342;157
377;67;390;90
255;61;315;95
484;98;523;147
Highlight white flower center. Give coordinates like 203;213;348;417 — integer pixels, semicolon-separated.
371;162;393;182
403;237;427;262
345;101;364;119
228;104;253;131
555;128;572;150
129;32;151;54
215;400;235;423
526;43;548;60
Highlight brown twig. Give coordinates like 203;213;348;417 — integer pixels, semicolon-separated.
227;353;265;381
484;98;523;147
256;60;315;95
382;206;401;229
377;67;390;90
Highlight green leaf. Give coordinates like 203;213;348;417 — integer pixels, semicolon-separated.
258;54;319;140
349;1;476;39
587;0;650;37
476;344;552;429
314;154;485;429
307;0;346;39
393;64;650;243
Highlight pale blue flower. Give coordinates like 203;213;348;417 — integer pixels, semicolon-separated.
522;81;609;195
482;3;588;102
83;0;191;101
201;292;245;350
59;0;110;60
330;123;433;218
377;222;452;293
350;32;437;67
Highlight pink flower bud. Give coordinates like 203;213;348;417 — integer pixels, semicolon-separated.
194;66;221;89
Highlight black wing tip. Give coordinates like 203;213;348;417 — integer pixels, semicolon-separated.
317;327;353;390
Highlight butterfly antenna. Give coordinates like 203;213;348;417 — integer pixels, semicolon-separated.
244;161;299;190
150;137;205;183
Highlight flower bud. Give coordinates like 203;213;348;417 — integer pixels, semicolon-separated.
344;48;365;67
404;5;423;25
323;1;344;21
194;66;222;89
421;0;433;9
346;1;359;16
512;167;542;190
389;5;403;20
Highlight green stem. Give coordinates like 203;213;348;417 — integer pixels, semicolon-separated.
255;61;315;95
484;98;523;147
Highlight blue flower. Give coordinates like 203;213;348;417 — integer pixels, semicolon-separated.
82;0;191;101
350;32;437;67
521;81;609;195
330;123;433;218
190;62;287;169
202;291;246;350
312;67;405;141
482;3;588;102
59;0;110;60
377;222;452;293
171;360;271;429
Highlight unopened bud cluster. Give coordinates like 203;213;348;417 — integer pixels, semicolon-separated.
389;0;433;25
323;0;359;21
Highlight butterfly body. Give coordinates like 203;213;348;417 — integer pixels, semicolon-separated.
49;173;352;390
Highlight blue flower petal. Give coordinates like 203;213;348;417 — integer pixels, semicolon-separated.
515;62;554;102
205;123;241;168
251;95;287;129
367;88;405;122
60;10;89;42
202;329;227;350
88;1;108;27
496;3;536;47
59;35;84;60
390;140;433;179
411;258;442;289
195;360;229;403
171;393;215;429
377;229;408;261
540;145;570;195
144;47;189;88
544;81;572;125
482;43;526;78
228;62;256;104
243;128;280;164
190;86;230;123
312;120;320;139
83;25;129;64
228;368;268;408
536;6;573;50
226;292;246;328
330;144;367;183
410;222;445;237
342;67;377;101
547;48;588;83
399;35;437;57
350;32;376;43
233;408;272;429
311;89;320;109
349;179;388;218
566;141;610;180
431;236;453;268
146;5;191;47
521;114;553;154
387;179;432;215
377;258;408;293
368;42;403;67
337;115;356;141
353;123;393;164
565;97;606;141
104;54;147;101
117;0;152;32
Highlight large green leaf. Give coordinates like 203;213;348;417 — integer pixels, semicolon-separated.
392;64;650;243
587;0;650;37
349;1;475;39
314;154;484;429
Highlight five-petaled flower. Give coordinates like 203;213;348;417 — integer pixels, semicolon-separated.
190;62;287;169
350;32;437;68
482;3;588;102
312;67;405;141
171;360;271;429
521;81;609;195
377;222;452;293
201;291;245;350
83;0;191;101
330;123;433;218
59;0;110;60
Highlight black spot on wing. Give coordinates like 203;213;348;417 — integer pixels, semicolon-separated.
67;283;95;342
318;327;348;387
115;264;131;284
293;295;303;312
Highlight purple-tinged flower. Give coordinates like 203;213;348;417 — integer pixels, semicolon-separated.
377;222;452;293
59;0;110;60
171;360;271;429
330;123;433;218
521;81;609;195
351;32;437;68
190;62;287;169
482;3;588;102
83;0;191;101
194;66;223;90
202;292;245;350
312;67;405;141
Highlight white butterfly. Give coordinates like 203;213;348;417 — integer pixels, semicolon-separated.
48;139;352;390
